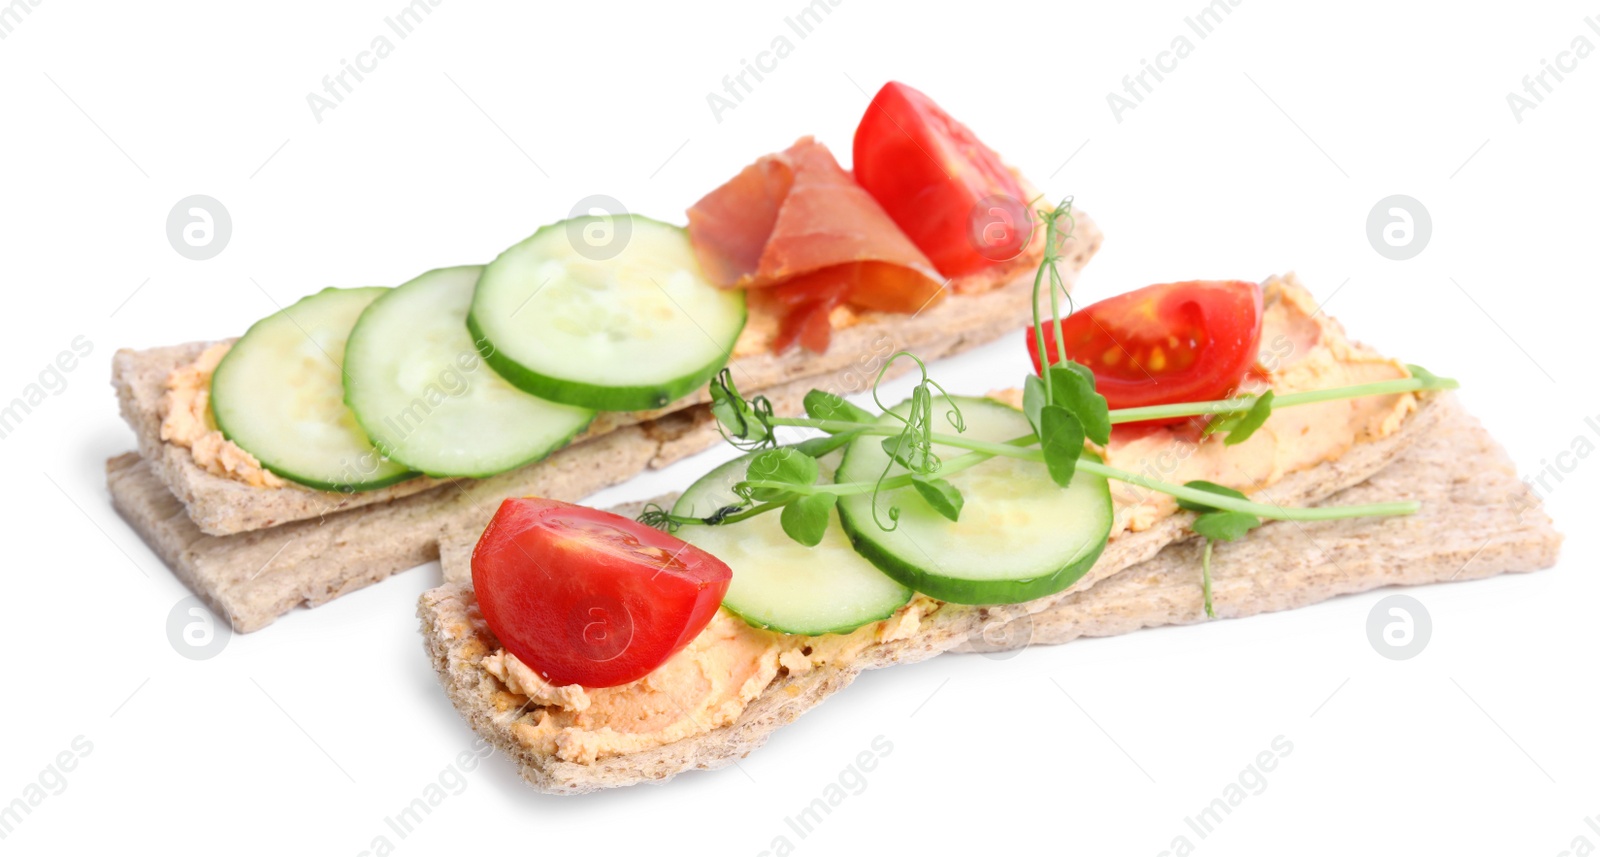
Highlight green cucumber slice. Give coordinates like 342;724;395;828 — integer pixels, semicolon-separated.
343;266;596;478
672;453;912;635
834;395;1113;605
468;214;746;411
211;287;416;492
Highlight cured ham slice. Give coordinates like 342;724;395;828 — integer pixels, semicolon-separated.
687;137;945;353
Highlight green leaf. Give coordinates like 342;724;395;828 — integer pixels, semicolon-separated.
710;385;746;438
1055;359;1098;388
792;430;861;458
1192;510;1261;542
803;390;876;426
1203;411;1240;438
710;373;770;446
779;492;837;547
1037;405;1084;488
749;447;819;484
1221;390;1275;447
1175;480;1249;513
1047;363;1110;446
911;475;964;522
742;448;820;501
1022;374;1047;437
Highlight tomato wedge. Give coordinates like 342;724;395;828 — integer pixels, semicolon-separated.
1027;280;1264;421
471;497;732;688
853;81;1030;278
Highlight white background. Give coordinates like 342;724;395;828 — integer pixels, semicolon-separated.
2;0;1597;854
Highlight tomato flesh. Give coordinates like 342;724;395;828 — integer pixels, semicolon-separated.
471;497;732;688
853;81;1029;278
1028;280;1264;424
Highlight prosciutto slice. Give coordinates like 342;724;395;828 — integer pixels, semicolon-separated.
687;137;945;353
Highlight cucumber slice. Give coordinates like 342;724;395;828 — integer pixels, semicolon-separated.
343;266;596;478
834;396;1113;605
672;453;912;636
212;287;416;492
468;215;746;411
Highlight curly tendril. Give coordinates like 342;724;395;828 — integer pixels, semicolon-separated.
637;500;750;532
866;351;968;531
636;503;681;532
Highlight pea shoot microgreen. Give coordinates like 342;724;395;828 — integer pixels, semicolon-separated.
1176;481;1265;617
644;196;1460;619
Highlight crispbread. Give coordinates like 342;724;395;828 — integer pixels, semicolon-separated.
109;310;1053;632
418;393;1515;794
957;395;1561;652
111;421;662;635
113;213;1101;537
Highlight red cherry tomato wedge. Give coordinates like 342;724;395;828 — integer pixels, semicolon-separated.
853;81;1030;278
1027;280;1264;423
471;497;731;688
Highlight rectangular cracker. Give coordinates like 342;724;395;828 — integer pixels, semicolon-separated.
418;394;1552;793
113;214;1101;536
